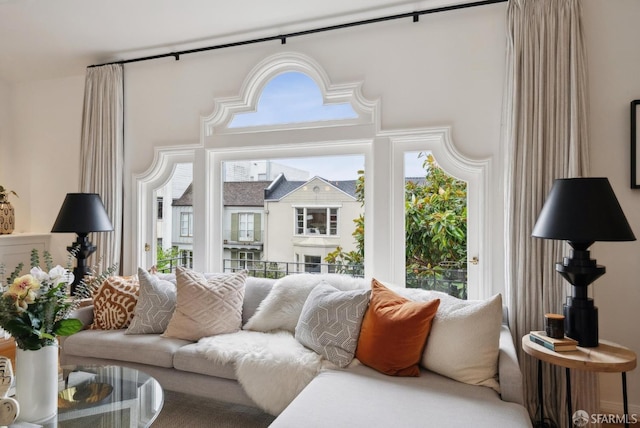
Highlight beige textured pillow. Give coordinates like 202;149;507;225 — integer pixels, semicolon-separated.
162;267;246;341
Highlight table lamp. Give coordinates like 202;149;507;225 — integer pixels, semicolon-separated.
531;178;635;347
51;193;113;294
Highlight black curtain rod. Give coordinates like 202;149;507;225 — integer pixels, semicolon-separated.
88;0;507;68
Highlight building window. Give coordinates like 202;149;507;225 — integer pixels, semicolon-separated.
238;213;254;241
238;251;254;269
157;197;163;220
295;208;338;236
304;255;321;273
180;212;193;237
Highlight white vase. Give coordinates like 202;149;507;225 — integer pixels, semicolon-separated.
15;343;58;423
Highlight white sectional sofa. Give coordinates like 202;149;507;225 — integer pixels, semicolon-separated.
60;272;532;427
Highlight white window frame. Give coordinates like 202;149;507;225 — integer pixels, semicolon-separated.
238;212;254;241
133;52;492;299
294;207;339;236
180;212;193;237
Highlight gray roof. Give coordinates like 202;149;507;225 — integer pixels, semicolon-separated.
265;175;357;200
173;177;357;207
172;183;193;206
224;181;271;206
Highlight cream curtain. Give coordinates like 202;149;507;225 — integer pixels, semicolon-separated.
503;1;597;427
79;64;124;273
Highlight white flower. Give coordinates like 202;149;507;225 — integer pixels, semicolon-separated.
30;266;49;282
48;265;73;285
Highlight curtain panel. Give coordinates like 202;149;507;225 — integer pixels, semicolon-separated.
503;0;597;427
79;64;124;273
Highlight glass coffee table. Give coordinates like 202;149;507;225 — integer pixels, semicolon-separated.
11;365;164;428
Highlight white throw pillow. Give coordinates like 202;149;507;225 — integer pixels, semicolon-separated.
420;292;503;392
244;274;367;333
295;282;370;367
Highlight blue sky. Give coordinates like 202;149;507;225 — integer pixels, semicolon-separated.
228;71;427;181
229;72;357;128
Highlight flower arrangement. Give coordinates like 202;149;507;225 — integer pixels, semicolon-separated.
0;249;116;350
0;186;17;203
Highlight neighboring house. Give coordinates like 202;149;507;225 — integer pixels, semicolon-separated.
264;174;361;273
171;183;194;262
165;175;361;274
222;180;271;269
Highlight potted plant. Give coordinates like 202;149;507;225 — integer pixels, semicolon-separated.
0;186;17;235
0;249;116;422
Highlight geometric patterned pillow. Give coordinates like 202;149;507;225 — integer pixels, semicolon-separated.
295;282;370;368
162;267;246;341
90;275;140;330
125;268;177;334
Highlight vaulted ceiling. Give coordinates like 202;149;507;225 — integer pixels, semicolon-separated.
0;0;466;83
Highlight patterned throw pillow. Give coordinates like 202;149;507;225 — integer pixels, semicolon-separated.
162;267;246;341
295;282;370;367
126;268;177;334
90;275;140;330
355;279;440;376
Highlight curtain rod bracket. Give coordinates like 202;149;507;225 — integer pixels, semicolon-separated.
173;53;180;61
280;36;287;45
413;13;419;22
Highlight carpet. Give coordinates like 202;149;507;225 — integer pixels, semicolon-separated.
151;390;276;427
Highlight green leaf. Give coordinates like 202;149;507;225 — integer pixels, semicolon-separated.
54;318;83;336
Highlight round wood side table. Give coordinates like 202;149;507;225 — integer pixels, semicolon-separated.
522;334;637;428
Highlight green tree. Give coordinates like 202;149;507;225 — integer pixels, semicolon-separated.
156;245;179;273
325;154;467;278
405;153;467;273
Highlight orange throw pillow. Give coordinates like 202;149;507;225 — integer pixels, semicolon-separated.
355;279;440;376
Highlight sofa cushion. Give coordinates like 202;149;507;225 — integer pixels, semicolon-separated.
62;329;190;368
173;343;237;380
163;267;246;341
126;268;177;334
355;279;440;376
271;365;532;428
295;282;370;368
90;275;140;330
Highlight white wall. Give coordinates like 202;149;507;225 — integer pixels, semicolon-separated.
9;75;85;262
583;0;640;415
6;0;639;415
0;79;9;187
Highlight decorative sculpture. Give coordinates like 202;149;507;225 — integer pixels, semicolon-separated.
0;357;19;426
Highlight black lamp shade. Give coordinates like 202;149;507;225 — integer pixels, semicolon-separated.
532;178;635;245
51;193;113;234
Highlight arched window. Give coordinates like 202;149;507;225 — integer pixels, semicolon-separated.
135;52;491;298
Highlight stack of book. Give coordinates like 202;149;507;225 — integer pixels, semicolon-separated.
529;331;578;352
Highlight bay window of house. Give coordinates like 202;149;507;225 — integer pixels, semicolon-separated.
295;207;338;236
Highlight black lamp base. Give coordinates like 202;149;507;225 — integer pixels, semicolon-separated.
67;233;96;295
563;296;598;347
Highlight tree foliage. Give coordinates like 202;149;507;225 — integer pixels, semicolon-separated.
325;155;467;275
405;153;467;273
